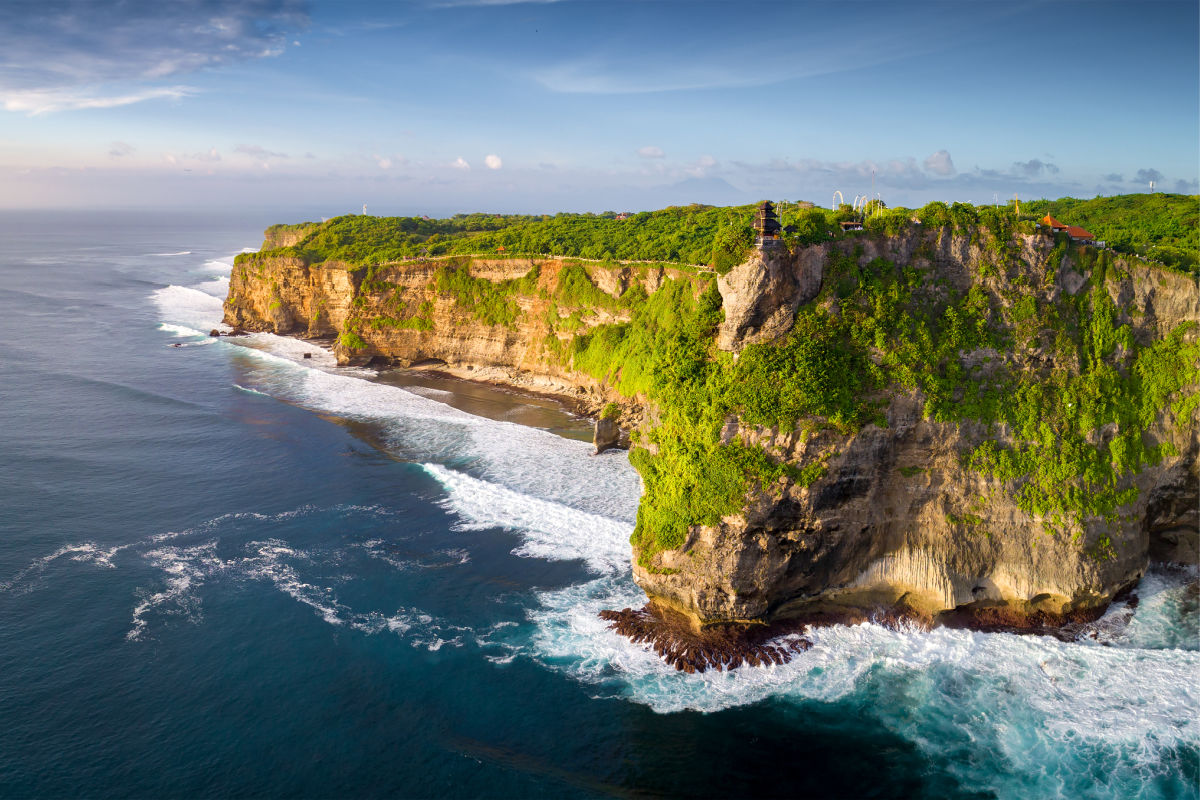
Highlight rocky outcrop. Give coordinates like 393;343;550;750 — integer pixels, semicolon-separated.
635;395;1197;626
593;417;620;455
633;232;1200;629
717;245;823;351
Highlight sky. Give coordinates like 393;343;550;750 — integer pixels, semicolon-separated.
1;0;1197;215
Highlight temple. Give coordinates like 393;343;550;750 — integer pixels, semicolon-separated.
753;200;782;249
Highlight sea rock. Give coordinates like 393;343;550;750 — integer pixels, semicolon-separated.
593;417;620;455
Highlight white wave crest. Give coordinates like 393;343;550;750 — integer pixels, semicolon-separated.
151;284;226;333
422;463;632;574
159;322;206;337
524;566;1200;799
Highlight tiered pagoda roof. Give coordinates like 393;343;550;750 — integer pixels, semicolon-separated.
754;200;782;239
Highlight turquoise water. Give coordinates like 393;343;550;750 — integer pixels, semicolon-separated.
1;210;1196;798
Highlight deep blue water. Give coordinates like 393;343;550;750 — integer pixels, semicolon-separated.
1;210;1196;799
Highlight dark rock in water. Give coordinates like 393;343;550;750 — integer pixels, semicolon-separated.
598;602;812;673
170;343;183;347
303;352;312;359
593;417;619;455
209;329;222;337
209;328;247;337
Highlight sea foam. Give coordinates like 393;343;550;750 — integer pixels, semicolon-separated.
144;247;1200;800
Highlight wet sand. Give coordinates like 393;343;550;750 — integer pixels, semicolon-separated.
373;369;595;443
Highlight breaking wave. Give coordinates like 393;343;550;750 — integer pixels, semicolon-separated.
137;247;1200;799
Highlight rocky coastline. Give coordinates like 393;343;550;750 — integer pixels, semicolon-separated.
225;223;1199;668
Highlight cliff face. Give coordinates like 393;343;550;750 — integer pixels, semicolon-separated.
224;248;688;411
226;226;1199;629
636;230;1198;626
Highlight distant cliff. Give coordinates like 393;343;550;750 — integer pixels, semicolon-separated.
225;247;698;417
226;222;1199;631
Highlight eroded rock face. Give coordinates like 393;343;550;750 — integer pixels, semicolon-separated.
639;233;1200;627
222;250;673;414
717;246;823;351
634;401;1196;625
593;417;620;455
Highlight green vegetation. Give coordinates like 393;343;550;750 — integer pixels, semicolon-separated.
433;261;540;327
238;205;761;270
600;402;620;420
1022;193;1198;275
338;331;367;351
237;193;1196;282
245;195;1195;565
563;225;1196;564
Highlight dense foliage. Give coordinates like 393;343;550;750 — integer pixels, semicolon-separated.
238;193;1195;280
240;206;759;270
1021;193;1198;275
559;240;1197;565
247;195;1196;565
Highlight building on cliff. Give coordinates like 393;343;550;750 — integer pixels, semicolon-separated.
1043;214;1069;233
753;200;782;249
1042;215;1101;246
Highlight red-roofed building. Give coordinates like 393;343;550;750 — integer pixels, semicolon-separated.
1065;226;1094;243
1042;215;1069;232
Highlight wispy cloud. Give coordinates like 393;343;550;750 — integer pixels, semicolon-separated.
0;0;307;114
191;147;222;163
108;141;135;158
528;6;1020;94
726;151;1084;204
2;85;192;115
637;146;664;159
1135;168;1163;184
235;144;289;159
451;157;470;170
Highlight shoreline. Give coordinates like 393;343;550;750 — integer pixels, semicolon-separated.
258;332;623;444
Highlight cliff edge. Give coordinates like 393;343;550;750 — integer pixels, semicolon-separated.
225;222;1199;633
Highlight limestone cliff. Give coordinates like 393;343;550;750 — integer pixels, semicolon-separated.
226;224;1199;631
636;230;1198;627
224;245;689;418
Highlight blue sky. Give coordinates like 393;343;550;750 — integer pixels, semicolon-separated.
1;0;1196;214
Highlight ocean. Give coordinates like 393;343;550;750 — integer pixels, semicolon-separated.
0;209;1196;799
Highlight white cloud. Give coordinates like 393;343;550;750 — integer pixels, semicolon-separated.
2;86;191;116
235;144;289;159
485;154;502;170
697;154;717;167
923;150;955;176
0;1;308;94
637;146;664;159
452;157;470;170
190;147;221;162
108;141;135;158
375;154;393;169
